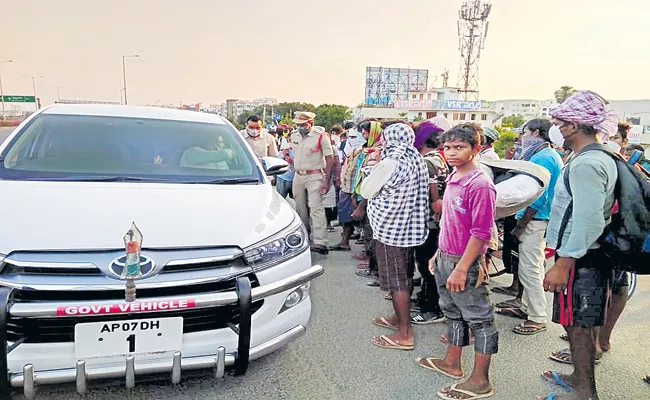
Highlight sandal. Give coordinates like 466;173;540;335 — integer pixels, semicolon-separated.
366;280;380;287
437;383;494;400
356;263;369;270
355;269;376;277
644;375;650;384
559;333;569;342
490;286;518;296
370;334;414;350
415;358;463;379
542;371;574;391
513;322;547;335
384;293;392;301
329;244;351;251
495;307;527;319
550;348;602;365
372;317;398;331
352;253;369;261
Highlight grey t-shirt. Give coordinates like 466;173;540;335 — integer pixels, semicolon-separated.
546;150;617;259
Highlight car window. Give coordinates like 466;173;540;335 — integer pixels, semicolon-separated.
0;114;259;183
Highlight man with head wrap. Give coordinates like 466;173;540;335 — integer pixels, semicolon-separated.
367;123;429;351
537;91;618;400
478;126;501;160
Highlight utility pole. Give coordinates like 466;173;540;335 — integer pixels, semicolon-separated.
24;75;44;110
0;60;12;120
122;55;140;105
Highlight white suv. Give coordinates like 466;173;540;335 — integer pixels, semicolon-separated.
0;104;323;398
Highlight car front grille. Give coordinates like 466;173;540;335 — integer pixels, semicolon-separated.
7;274;263;343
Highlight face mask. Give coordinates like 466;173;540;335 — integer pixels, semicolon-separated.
549;125;565;147
246;128;260;137
298;127;310;135
379;135;386;147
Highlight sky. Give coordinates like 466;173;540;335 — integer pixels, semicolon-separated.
1;0;649;108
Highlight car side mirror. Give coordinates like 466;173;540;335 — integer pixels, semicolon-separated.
261;157;289;176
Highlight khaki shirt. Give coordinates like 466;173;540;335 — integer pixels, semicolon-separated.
292;129;334;171
240;129;278;158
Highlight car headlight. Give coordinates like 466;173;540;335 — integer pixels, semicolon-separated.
243;219;309;270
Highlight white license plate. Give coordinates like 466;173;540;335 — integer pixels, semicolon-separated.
75;317;183;359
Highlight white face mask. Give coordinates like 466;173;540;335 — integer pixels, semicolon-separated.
549;125;565;147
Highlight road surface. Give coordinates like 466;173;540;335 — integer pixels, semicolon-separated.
28;230;649;400
0;127;14;143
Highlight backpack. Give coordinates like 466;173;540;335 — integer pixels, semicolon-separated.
559;143;650;275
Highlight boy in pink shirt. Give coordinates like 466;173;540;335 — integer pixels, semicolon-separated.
416;123;498;400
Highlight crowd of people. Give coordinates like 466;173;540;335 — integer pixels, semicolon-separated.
239;91;648;399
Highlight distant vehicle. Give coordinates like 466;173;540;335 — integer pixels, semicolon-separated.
0;104;323;398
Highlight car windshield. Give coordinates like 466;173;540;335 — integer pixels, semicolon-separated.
0;113;261;184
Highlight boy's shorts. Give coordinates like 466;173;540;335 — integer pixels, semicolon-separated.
434;251;498;354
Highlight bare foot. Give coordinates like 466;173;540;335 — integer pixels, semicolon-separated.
421;358;463;379
542;370;576;389
438;380;492;399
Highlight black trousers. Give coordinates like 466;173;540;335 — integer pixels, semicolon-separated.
415;228;442;314
502;216;520;274
363;218;378;275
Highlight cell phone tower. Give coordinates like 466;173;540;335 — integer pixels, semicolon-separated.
456;0;492;101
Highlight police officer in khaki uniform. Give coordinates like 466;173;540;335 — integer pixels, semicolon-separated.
291;111;336;254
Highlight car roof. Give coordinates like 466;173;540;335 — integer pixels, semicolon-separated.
41;104;227;125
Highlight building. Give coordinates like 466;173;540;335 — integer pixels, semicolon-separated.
209;98;278;119
489;99;559;121
391;87;497;128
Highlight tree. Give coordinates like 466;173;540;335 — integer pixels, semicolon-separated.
502;114;526;128
554;86;577;104
398;112;408;118
314;104;352;131
493;127;517;159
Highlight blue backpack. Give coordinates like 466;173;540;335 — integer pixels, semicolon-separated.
560;143;650;275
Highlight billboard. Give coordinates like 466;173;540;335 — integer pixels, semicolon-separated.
394;99;489;110
365;67;428;106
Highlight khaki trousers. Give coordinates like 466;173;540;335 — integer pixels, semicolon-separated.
293;173;327;246
518;220;548;324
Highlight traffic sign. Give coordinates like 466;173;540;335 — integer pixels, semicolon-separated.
1;95;36;103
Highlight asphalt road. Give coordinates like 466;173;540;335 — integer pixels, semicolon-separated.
23;229;647;400
0;127;14;143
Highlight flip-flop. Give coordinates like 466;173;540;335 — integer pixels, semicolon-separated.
559;333;569;342
356;269;376;277
356;263;369;270
550;348;602;365
384;293;392;300
495;307;527;319
490;286;518;296
352;254;369;261
370;335;414;350
437;383;494;400
372;317;398;331
542;371;575;391
513;323;547;335
537;395;557;400
366;280;380;287
415;357;463;379
644;375;650;384
329;244;351;251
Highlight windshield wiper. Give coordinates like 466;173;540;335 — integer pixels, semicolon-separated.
24;176;172;182
199;178;260;185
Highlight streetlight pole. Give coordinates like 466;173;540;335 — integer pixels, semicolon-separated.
0;60;12;120
51;85;65;101
122;55;139;105
24;75;44;110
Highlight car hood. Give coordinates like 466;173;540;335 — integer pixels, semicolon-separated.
0;180;296;254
